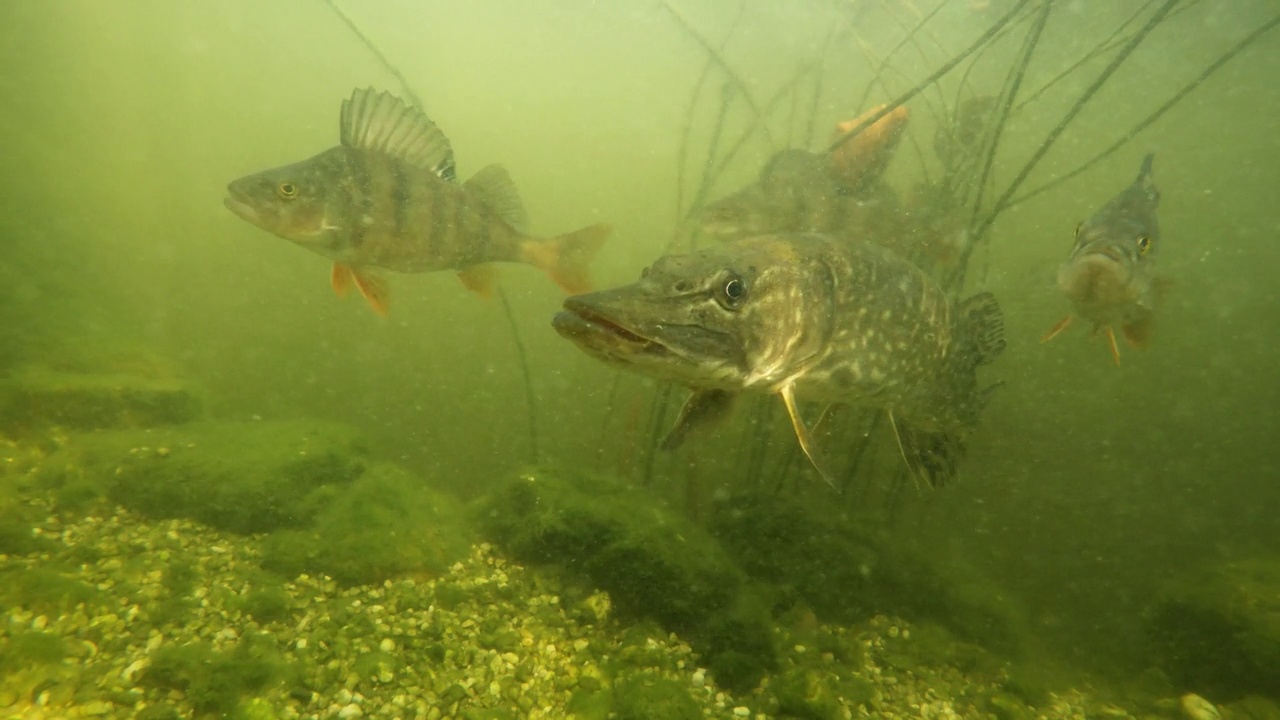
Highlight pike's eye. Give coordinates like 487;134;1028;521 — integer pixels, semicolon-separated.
718;274;747;310
1136;236;1152;255
277;182;298;199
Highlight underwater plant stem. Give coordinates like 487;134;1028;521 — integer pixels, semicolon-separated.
826;0;1035;157
661;1;773;147
1007;11;1280;209
965;0;1182;249
496;288;540;463
321;0;424;111
965;0;1054;236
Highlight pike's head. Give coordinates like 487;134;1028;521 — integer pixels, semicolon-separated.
224;147;351;258
1058;155;1161;323
553;237;833;392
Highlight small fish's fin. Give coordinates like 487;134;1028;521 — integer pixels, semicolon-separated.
956;292;1006;366
887;409;961;489
1134;152;1158;207
1104;326;1121;366
464;164;529;232
344;265;389;316
1041;314;1073;343
340;87;456;180
331;263;355;297
779;383;839;491
457;263;500;299
521;223;612;295
661;389;735;451
1122;308;1155;349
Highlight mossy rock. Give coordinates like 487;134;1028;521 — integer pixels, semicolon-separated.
34;419;368;533
1144;556;1280;701
708;493;1020;655
142;634;292;717
0;630;69;675
0;364;202;432
0;565;104;615
477;470;742;635
612;674;701;720
261;461;473;586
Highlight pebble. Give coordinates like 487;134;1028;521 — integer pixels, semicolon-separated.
733;706;751;717
337;703;363;718
380;637;395;652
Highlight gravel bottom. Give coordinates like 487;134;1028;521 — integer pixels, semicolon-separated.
1;496;1139;720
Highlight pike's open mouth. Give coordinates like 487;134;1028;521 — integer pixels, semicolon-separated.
552;304;669;357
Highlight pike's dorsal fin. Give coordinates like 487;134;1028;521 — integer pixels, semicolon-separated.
661;389;735;451
340;87;456;181
779;384;838;491
464;164;529;232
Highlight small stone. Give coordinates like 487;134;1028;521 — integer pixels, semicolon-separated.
81;700;112;716
733;707;751;717
337;703;363;719
379;638;395;653
32;615;48;630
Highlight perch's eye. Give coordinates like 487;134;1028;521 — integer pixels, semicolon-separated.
1136;236;1152;255
277;182;298;199
718;274;748;309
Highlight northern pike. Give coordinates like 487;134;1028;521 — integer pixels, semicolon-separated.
224;88;611;315
1043;154;1162;365
553;233;1005;487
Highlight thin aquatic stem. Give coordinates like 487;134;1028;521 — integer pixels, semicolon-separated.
827;0;1036;158
1006;11;1280;209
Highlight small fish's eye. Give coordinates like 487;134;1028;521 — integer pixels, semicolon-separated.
1136;235;1152;254
277;182;298;199
719;274;748;309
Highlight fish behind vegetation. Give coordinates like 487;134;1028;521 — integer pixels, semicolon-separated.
1043;154;1162;365
830;104;911;191
224;88;611;315
552;233;1005;488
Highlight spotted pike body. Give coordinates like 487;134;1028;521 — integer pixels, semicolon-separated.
554;233;1005;487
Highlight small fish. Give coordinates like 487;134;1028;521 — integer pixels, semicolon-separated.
552;233;1005;488
225;88;611;315
1043;154;1162;365
830;104;911;191
696;149;908;253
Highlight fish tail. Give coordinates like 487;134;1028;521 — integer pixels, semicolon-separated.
947;291;1006;424
521;223;612;295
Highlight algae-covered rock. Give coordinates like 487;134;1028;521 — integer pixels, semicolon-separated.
478;471;743;635
612;674;702;720
261;461;473;586
1144;556;1280;701
0;364;202;432
141;634;293;717
708;493;1020;654
34;419;368;533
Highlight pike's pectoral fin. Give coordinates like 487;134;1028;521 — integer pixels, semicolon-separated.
779;384;839;491
332;263;389;316
522;223;612;295
457;263;499;299
1041;314;1073;343
661;389;735;451
887;409;961;489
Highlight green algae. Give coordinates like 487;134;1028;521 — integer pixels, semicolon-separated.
0;365;202;433
260;461;472;586
0;630;69;675
142;634;294;718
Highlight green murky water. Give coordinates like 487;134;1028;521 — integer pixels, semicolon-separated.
2;2;1278;719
